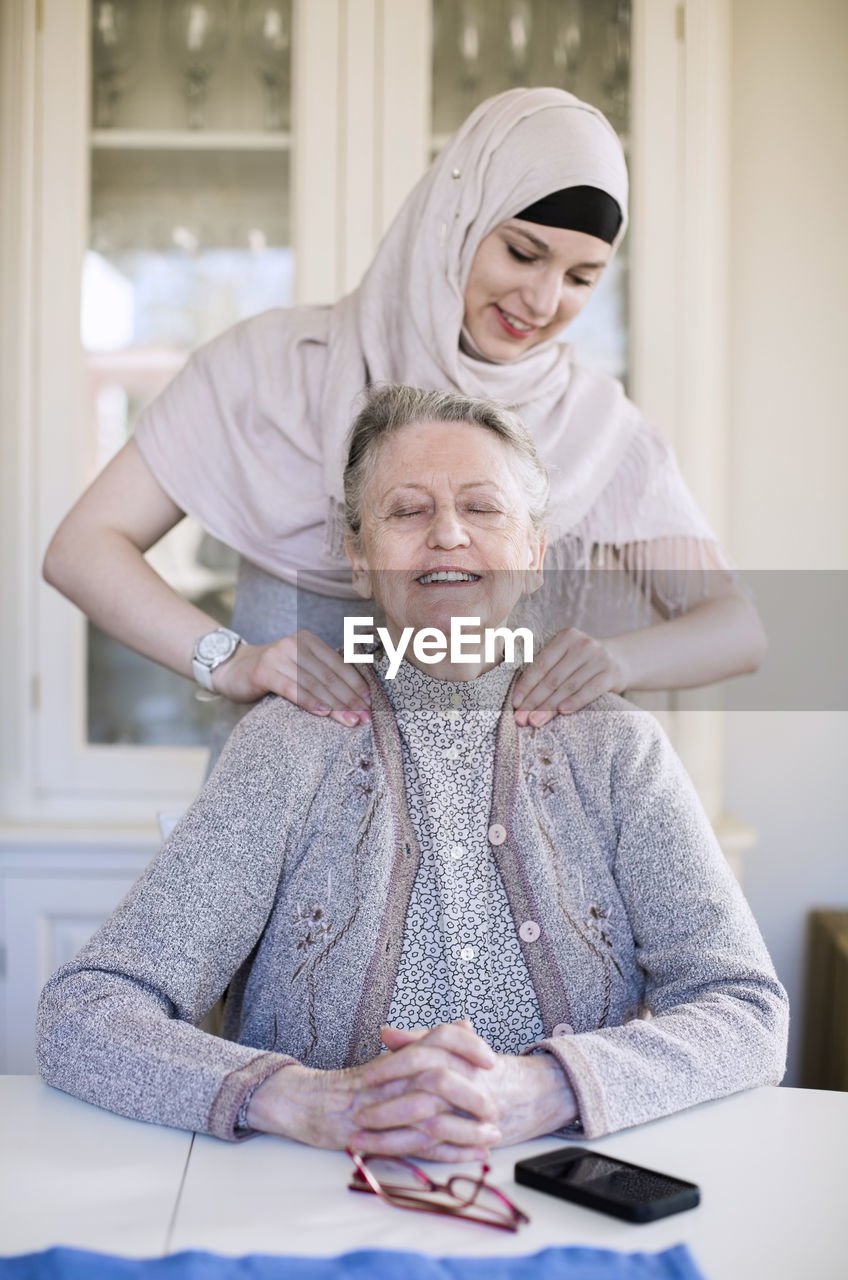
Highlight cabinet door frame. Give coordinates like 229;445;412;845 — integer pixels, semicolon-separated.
32;0;210;818
0;0;40;823
0;0;343;822
631;0;733;818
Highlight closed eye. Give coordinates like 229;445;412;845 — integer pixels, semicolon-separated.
507;241;597;287
507;244;536;264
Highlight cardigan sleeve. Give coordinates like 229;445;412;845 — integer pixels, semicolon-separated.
36;699;301;1141
529;711;789;1138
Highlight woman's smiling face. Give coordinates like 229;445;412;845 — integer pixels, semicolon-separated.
346;419;545;647
462;219;611;361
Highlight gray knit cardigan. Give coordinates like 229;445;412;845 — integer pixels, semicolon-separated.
37;666;788;1141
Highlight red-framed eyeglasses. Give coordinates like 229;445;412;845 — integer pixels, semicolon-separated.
346;1149;530;1232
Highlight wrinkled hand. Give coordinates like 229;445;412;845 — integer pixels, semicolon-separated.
512;628;628;725
247;1021;501;1162
212;629;371;727
355;1023;577;1153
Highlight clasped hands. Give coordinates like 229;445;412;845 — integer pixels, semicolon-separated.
214;627;628;726
247;1019;577;1162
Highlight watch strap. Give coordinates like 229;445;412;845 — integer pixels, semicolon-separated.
192;655;217;691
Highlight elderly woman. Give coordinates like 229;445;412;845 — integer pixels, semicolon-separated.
37;386;787;1157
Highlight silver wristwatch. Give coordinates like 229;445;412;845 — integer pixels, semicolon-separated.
192;626;243;692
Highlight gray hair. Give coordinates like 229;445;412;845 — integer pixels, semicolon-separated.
343;384;550;541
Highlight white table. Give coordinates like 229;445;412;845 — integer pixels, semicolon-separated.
2;1077;847;1277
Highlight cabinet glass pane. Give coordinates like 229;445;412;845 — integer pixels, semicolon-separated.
432;0;630;382
85;1;293;746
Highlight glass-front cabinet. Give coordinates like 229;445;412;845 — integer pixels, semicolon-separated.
2;0;729;827
85;0;294;747
27;0;319;818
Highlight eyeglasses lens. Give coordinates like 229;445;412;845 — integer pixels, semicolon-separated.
361;1157;435;1194
447;1174;488;1206
449;1178;523;1224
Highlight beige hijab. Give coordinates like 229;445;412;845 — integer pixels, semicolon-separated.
136;88;718;596
320;86;714;562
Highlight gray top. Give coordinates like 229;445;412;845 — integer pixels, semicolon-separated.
383;655;544;1052
37;664;788;1143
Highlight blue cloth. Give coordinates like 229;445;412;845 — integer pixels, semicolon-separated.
0;1246;705;1280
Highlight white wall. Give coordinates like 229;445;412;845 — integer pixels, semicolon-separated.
726;0;848;1083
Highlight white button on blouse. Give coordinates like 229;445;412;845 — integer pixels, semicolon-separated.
519;920;541;943
449;844;465;861
443;746;459;761
460;945;476;962
488;823;507;846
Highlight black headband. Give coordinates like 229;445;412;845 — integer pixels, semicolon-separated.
514;185;623;245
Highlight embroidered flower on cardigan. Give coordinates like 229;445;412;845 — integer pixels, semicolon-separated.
584;903;623;978
523;729;558;794
346;749;376;801
292;902;332;979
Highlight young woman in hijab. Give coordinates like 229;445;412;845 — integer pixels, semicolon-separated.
43;88;765;752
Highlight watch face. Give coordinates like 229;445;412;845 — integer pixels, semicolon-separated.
197;631;236;662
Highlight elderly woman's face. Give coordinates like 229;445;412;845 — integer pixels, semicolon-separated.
463;220;610;362
347;420;545;643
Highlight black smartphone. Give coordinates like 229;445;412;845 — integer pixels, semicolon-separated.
514;1146;700;1224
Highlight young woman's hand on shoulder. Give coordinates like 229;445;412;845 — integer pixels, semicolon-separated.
212;631;371;726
